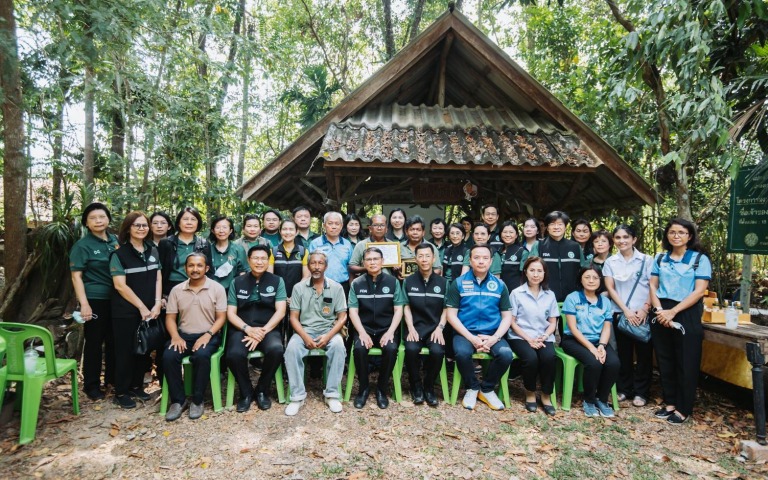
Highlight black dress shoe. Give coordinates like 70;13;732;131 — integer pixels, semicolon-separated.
256;391;272;410
412;386;425;405
424;390;439;407
128;387;151;401
525;401;538;413
376;389;389;409
113;394;136;409
86;388;105;401
354;388;370;409
542;404;556;416
236;395;253;413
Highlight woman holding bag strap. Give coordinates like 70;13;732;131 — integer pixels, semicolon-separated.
603;225;654;407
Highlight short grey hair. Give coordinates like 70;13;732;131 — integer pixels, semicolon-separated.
308;251;328;264
323;211;343;224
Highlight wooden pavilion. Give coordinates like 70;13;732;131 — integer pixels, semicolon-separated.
236;7;657;218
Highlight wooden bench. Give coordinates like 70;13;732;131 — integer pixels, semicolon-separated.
703;323;768;445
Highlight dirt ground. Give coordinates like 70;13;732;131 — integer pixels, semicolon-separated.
1;371;767;480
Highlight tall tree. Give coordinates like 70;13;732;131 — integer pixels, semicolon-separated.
0;0;28;285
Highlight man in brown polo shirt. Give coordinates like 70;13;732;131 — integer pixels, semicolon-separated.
163;252;227;421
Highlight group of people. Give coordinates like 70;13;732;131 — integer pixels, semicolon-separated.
69;202;711;425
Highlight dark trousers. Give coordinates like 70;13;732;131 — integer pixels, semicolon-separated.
112;314;149;396
82;299;115;392
508;339;556;394
560;336;620;404
652;299;703;417
453;335;513;393
353;332;399;393
227;328;284;398
404;337;445;391
162;331;221;405
613;313;653;399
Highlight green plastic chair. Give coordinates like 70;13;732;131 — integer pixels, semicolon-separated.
225;350;286;407
160;324;227;415
343;343;405;403
0;322;79;445
449;352;512;407
556;313;620;411
393;347;450;402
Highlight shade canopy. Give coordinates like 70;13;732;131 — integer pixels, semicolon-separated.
237;8;657;217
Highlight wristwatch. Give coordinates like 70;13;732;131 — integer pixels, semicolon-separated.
206;330;215;336
598;343;606;348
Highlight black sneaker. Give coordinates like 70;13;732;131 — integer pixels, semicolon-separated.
666;412;688;425
654;407;674;418
128;388;151;401
113;394;137;409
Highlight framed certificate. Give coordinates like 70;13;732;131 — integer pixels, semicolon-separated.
367;241;401;267
401;259;419;277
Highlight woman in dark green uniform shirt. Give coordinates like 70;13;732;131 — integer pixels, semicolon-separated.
207;216;249;291
158;206;210;297
70;202;119;400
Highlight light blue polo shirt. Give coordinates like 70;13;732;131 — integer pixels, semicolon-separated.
309;234;353;284
650;250;711;302
508;284;559;342
562;291;613;342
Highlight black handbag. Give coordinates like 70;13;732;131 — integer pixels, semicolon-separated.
135;318;166;355
616;259;651;343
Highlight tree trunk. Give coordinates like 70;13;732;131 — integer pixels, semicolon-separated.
110;78;125;186
83;63;95;202
675;162;693;221
0;0;29;285
382;0;395;60
237;19;252;187
52;98;64;213
408;0;426;43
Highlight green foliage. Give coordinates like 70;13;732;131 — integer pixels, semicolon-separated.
279;65;342;130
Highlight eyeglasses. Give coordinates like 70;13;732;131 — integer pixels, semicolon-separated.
364;257;382;263
668;231;689;237
131;223;149;229
370;224;386;228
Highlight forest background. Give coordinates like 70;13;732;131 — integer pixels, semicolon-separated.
1;0;767;322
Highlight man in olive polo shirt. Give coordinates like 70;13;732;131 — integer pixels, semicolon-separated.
348;214;396;278
399;215;441;276
163;252;228;421
283;252;347;416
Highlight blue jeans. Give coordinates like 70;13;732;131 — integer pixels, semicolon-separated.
453;335;513;392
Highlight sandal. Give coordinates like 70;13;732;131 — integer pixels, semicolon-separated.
617;393;628;402
632;396;647;407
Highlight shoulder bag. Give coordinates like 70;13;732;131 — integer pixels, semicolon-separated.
616;257;651;343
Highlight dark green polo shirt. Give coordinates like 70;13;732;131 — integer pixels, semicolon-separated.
69;231;120;300
209;242;250;290
169;237;198;282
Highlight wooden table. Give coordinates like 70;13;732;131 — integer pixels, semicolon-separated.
703;323;768;444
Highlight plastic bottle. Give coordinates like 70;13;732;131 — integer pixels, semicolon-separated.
24;346;39;374
725;300;738;330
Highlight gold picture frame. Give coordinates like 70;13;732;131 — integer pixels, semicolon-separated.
401;259;419;277
367;242;402;268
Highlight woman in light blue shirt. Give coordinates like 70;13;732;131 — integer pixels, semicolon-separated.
508;256;559;415
649;218;711;425
561;266;620;418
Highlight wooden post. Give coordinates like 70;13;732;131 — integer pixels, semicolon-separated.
741;254;752;313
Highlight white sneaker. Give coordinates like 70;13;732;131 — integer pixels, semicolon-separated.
325;397;343;413
478;390;505;410
462;389;479;410
284;400;304;416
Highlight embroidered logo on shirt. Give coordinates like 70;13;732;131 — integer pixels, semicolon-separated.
511;255;517;261
149;256;156;262
433;286;441;293
487;281;498;292
382;286;391;294
266;286;274;293
94;250;101;255
568;252;575;259
411;287;420;291
457;255;463;261
359;289;368;293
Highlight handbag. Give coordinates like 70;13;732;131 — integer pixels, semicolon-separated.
135;318;166;355
616;258;651;343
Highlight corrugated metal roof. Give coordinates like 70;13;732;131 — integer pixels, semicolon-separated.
318;104;599;167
